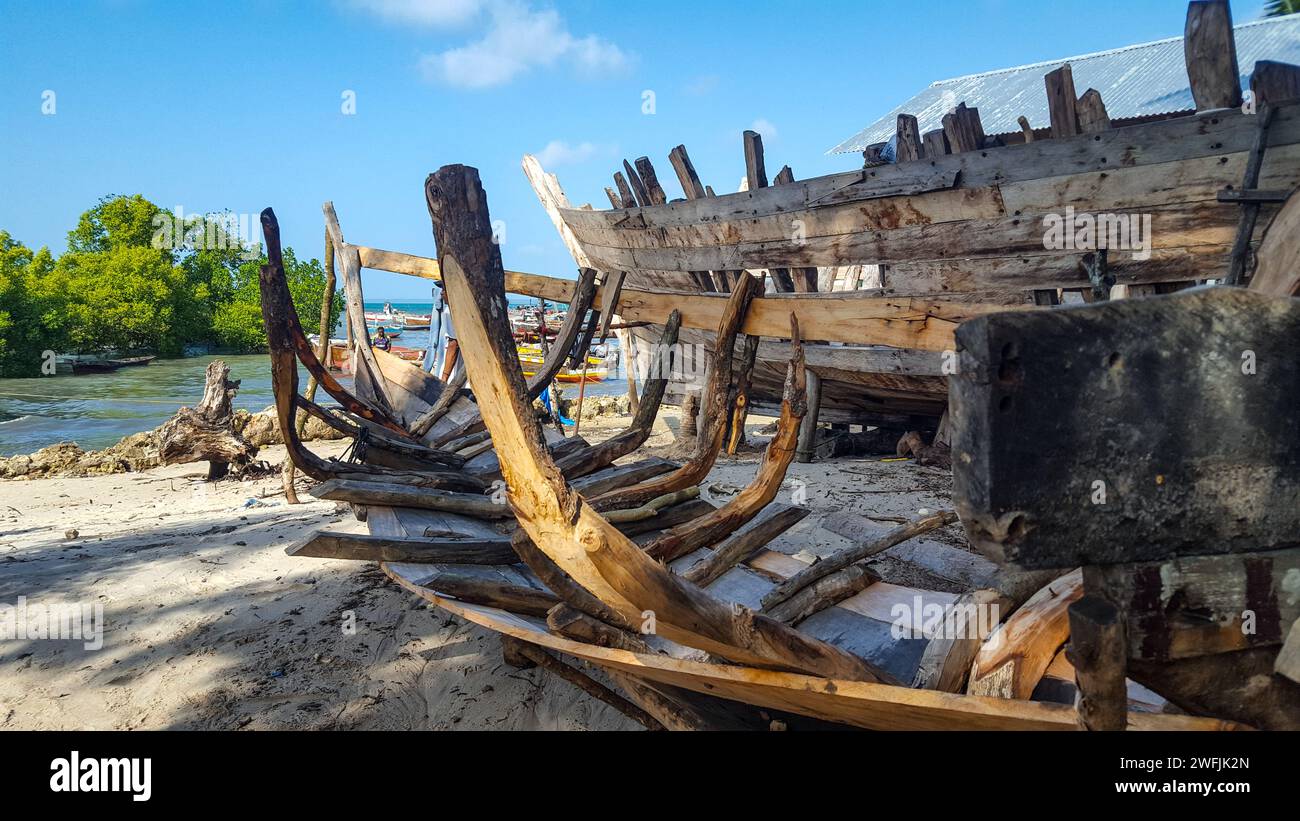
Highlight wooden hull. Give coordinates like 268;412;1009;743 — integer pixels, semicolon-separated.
380;559;1236;731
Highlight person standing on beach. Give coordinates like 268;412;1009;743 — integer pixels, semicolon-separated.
373;327;392;352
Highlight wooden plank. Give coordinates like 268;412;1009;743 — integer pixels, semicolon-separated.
1085;547;1300;661
896;114;923;163
1276;618;1300;684
952;287;1300;569
1252;60;1300;110
309;478;511;519
742;129;768;190
1185;0;1241;111
613;172;637;209
286;529;517;564
1044;64;1079;138
570;457;678;496
1251;188;1300;296
757;340;944;375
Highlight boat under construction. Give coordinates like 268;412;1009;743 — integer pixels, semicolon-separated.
254;2;1300;730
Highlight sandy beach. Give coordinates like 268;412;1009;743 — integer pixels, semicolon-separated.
0;409;957;730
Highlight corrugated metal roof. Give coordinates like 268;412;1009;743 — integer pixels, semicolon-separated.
828;14;1300;154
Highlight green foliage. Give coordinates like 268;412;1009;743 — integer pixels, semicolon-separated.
214;249;342;353
1264;1;1299;16
0;195;342;376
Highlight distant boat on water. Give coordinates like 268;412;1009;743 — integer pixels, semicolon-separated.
70;354;157;375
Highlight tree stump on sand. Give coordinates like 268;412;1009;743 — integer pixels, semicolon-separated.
158;360;258;480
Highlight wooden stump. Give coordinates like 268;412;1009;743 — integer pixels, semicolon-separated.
157;360;257;480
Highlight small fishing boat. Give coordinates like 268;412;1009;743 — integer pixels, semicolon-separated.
71;359;126;375
107;355;156;368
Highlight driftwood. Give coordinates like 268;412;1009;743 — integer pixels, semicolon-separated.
760;510;957;611
426;163;893;683
643;315;807;564
680;505;810;587
590;274;759;511
157;360;258;480
286;530;516;564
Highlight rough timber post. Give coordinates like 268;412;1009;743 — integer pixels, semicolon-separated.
795;369;822;463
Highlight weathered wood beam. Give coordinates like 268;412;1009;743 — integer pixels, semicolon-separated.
286;529;516;564
1185;0;1241;111
1076;89;1112;133
896;113;923;162
766;564;879;625
923;128;950;156
1252;60;1300;110
942;103;985;152
952;288;1300;569
309;478;511;519
613;172;637;209
1067;595;1128;731
1250;188;1300;296
794;369;821;463
668;144;708;200
771;165;818;292
323;202;396;418
634;157;668;205
623;159;652;207
352;241;1027;353
680;504;810;587
569;457;678;497
426;163;895;682
418;569;560;617
760;509;957;611
1044;64;1079;138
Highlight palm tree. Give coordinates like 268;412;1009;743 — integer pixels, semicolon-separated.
1264;0;1300;17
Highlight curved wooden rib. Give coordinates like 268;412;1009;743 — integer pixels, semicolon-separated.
643;313;806;563
258;208;484;493
1250;188;1300;297
381;562;1243;731
426;165;897;683
589;274;758;512
553;309;682;480
967;569;1083;701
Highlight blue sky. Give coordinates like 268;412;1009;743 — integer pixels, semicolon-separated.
0;0;1274;299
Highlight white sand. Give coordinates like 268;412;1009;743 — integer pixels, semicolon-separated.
0;412;957;730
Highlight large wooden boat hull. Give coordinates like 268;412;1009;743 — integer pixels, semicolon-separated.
530;102;1300;423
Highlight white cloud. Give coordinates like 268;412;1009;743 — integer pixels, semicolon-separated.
534;140;611;167
750;118;778;141
419;1;629;89
348;0;484;27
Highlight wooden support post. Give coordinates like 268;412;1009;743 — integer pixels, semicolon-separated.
668;145;708;199
772;165;818;292
1076;89;1111;133
1185;0;1241;111
1067;594;1129;731
922;128;950;156
942;103;985;152
634;157;668;205
896;113;923;162
1044;64;1080;138
794;369;821;463
681;390;700;438
612;172;637;209
1252;60;1300;110
622;159;652;207
1017;116;1035;143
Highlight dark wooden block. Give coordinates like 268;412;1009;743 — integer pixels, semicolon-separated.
952;287;1300;569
